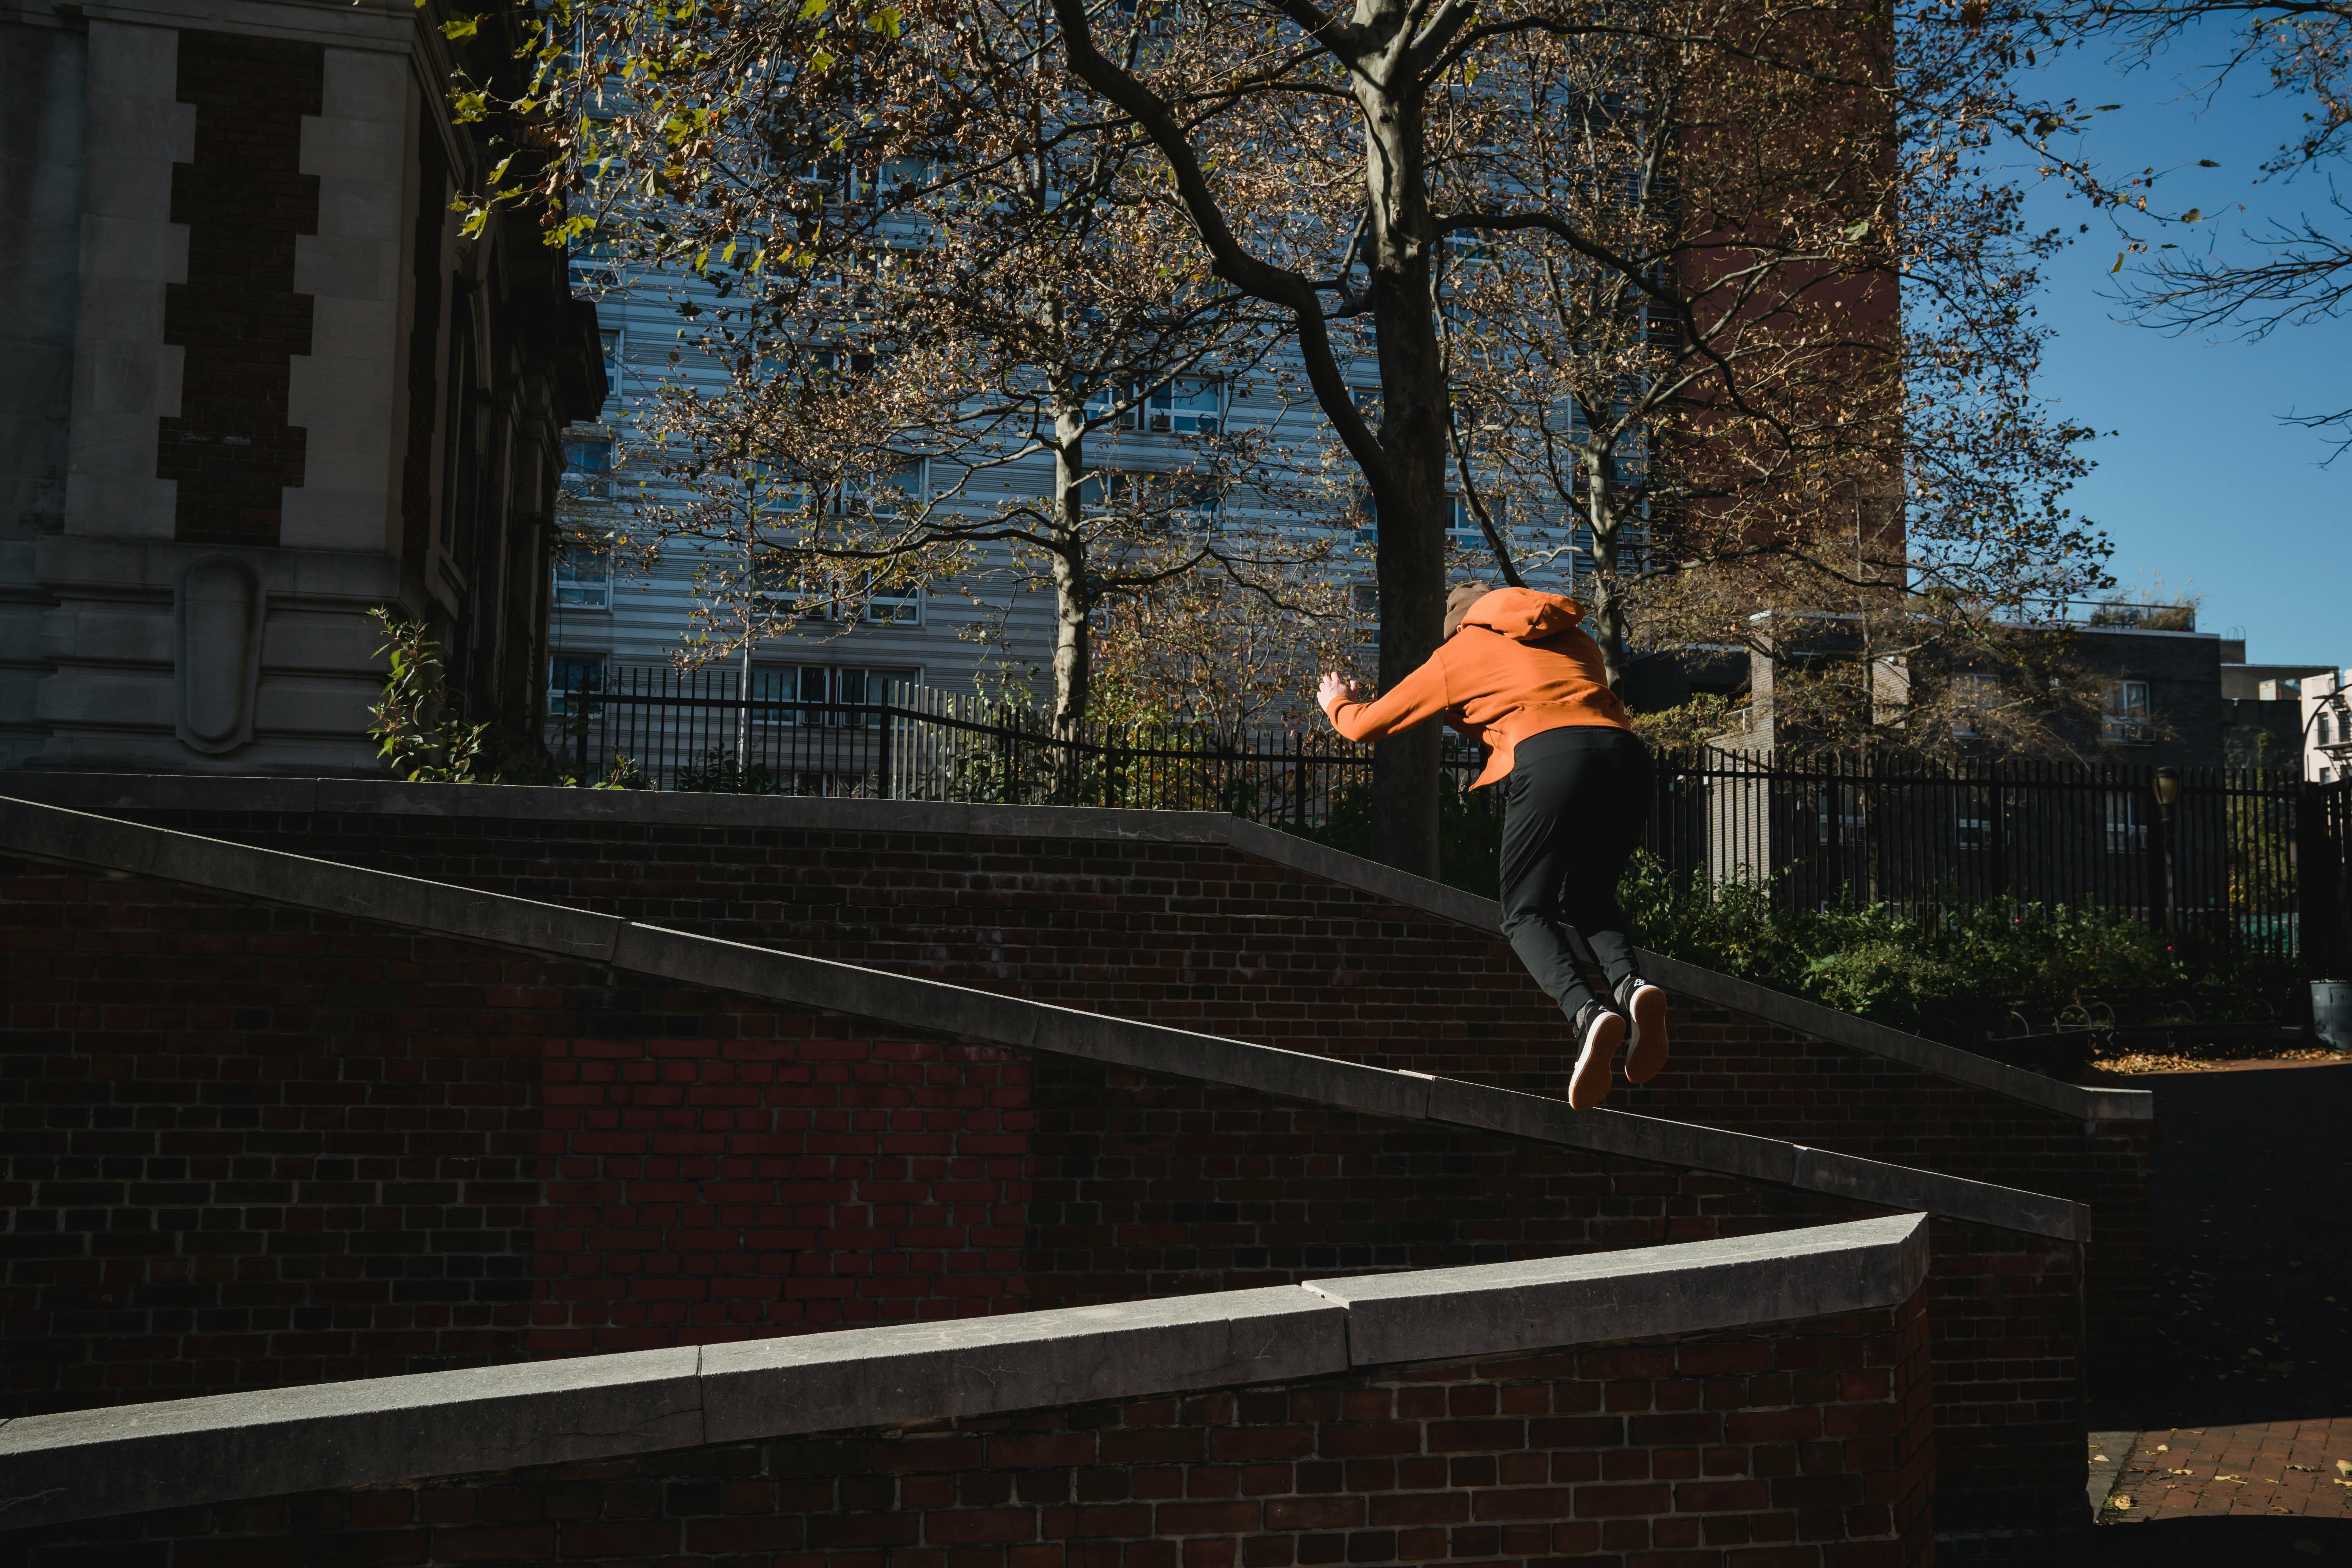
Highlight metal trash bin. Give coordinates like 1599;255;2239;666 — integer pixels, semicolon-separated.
2317;980;2352;1051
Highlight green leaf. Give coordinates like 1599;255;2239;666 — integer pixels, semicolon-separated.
2111;252;2124;273
1844;218;1871;242
441;13;479;39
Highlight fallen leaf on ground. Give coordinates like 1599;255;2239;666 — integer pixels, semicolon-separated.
2109;1497;2136;1510
2339;1461;2352;1476
2218;1474;2248;1483
2287;1464;2319;1472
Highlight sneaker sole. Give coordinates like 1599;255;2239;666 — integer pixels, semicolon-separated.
1622;984;1670;1084
1568;1009;1623;1111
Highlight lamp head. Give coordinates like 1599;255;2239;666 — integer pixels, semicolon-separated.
2152;766;2181;808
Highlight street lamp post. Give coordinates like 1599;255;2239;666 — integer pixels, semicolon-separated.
2152;766;2182;939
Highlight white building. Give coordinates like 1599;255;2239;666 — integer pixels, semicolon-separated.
545;268;1604;726
2288;670;2352;783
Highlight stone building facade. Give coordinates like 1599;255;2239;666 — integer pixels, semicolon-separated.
0;0;604;775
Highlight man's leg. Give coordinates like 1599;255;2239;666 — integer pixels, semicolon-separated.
1557;731;1653;992
1553;731;1669;1082
1497;731;1616;1018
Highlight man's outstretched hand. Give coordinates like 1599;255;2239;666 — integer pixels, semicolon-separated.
1317;671;1362;711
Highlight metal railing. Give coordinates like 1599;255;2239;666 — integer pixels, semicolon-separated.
1647;750;2305;960
548;667;2319;958
546;666;1484;811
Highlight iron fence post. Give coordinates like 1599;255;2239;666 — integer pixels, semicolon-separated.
2301;780;2349;975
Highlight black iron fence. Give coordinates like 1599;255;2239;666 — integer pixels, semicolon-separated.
549;666;2341;962
546;666;1483;809
1650;751;2305;960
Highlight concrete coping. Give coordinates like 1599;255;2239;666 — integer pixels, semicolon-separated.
0;794;2090;1245
0;773;2155;1123
0;1214;1930;1532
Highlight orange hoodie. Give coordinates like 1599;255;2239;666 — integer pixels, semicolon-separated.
1321;588;1630;788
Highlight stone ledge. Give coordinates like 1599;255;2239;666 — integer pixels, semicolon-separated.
1303;1213;1932;1367
0;1217;1927;1531
0;773;2155;1123
0;794;2089;1245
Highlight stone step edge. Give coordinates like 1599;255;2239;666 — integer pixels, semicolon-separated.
0;1215;1931;1532
0;772;2156;1124
0;793;2089;1252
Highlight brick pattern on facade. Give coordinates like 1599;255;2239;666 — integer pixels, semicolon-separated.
0;1301;1938;1568
93;806;2151;1347
156;29;322;545
0;857;2083;1526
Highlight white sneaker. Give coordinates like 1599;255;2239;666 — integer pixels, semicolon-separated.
1617;976;1670;1084
1566;1000;1624;1110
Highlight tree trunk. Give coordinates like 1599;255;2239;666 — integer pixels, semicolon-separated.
1360;67;1446;881
1585;452;1629;690
1049;409;1092;741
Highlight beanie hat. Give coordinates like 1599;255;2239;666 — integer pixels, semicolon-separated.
1444;582;1492;640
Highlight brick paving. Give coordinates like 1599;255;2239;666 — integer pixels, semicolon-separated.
2110;1421;2352;1519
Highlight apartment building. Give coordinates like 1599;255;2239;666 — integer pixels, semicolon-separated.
2294;669;2352;784
544;271;1599;721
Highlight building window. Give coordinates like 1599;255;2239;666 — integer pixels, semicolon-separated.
548;653;606;716
562;436;614;499
1954;786;1996;851
2323;713;2336;747
866;584;922;624
1080;470;1217;531
748;664;918;725
846;456;925;516
2102;680;2152;745
1143;377;1224;434
1089;377;1227;433
1817;785;1866;847
599;328;624;397
2104;791;2148;855
1353;583;1379;646
1448;495;1501;549
780;575;924;624
1951;672;2000;738
553;542;610;610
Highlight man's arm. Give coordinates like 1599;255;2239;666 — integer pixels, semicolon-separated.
1320;653;1452;741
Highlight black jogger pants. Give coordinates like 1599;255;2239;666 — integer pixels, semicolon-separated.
1496;724;1654;1018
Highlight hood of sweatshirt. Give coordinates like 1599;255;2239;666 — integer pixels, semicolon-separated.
1458;588;1585;642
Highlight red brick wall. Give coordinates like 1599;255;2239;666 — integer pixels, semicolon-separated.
0;1296;1936;1568
156;31;322;545
0;855;2078;1527
91;804;2149;1348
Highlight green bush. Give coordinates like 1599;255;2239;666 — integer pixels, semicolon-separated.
1617;849;2286;1029
1290;802;2275;1026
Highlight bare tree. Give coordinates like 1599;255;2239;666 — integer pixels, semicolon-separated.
471;0;2103;871
534;0;1341;737
2005;0;2352;441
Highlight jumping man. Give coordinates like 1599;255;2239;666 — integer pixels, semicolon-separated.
1316;583;1668;1110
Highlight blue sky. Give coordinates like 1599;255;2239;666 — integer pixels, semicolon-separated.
2003;24;2346;666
